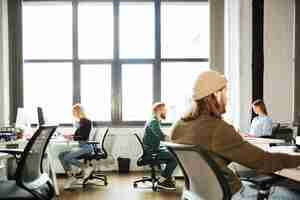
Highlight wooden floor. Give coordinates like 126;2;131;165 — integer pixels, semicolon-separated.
57;172;184;200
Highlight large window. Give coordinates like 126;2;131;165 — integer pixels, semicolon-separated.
161;2;209;58
23;63;73;123
120;2;155;59
78;3;113;59
162;62;209;122
23;2;72;59
80;65;111;121
122;64;153;121
22;1;209;125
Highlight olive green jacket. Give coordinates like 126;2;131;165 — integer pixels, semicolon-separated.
170;114;300;194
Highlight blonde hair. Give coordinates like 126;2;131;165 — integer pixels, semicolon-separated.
72;103;87;119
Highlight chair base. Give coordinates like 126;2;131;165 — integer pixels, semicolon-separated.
133;166;159;192
75;171;108;187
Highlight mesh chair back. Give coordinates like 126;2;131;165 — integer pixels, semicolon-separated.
103;130;116;158
101;128;110;157
88;123;97;141
15;125;57;184
164;142;231;200
134;133;146;158
92;128;110;157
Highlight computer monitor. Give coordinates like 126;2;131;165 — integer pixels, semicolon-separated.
37;107;45;125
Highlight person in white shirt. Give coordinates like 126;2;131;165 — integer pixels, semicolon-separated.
249;99;273;137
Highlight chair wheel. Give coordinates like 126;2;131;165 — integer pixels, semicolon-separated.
152;186;157;192
133;183;137;188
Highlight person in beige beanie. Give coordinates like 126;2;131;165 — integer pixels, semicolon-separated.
170;70;300;199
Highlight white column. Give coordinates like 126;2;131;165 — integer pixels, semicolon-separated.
224;0;240;127
210;0;225;73
224;0;253;132
0;0;9;126
239;0;253;133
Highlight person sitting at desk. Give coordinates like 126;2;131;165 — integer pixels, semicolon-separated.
249;99;273;138
58;104;94;190
143;102;177;190
170;70;300;199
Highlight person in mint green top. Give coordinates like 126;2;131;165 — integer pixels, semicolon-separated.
143;102;177;191
249;99;273;137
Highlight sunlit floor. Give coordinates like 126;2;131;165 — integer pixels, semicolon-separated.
57;172;184;200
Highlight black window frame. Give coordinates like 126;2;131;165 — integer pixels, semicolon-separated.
21;0;209;127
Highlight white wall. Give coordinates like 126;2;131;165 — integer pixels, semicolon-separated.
264;0;295;123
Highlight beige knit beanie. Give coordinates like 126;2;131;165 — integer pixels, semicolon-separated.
192;70;227;100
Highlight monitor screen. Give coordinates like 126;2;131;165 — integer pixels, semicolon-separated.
37;107;45;125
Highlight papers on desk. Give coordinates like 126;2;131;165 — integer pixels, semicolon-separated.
269;146;297;154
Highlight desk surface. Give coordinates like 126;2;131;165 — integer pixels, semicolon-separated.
242;137;300;182
0;152;10;160
268;146;300;182
246;137;284;144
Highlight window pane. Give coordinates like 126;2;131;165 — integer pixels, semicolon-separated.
162;62;209;122
23;2;72;59
78;3;113;59
23;63;73;123
161;3;209;58
81;65;111;121
120;3;155;58
122;64;153;121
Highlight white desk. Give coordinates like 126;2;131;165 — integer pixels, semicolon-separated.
246;139;300;183
267;145;300;182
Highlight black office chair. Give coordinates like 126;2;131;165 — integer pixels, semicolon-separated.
238;171;285;200
0;124;57;200
163;142;232;200
133;133;161;192
77;128;110;186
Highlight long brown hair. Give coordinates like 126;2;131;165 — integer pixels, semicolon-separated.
252;99;268;116
182;93;222;122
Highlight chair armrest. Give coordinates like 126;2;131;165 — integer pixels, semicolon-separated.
86;141;99;145
0;148;24;155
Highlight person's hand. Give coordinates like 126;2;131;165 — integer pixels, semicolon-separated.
63;133;74;140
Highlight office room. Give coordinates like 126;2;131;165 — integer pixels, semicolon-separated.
0;0;300;199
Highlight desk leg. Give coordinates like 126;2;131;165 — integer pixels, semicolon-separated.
47;149;60;196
